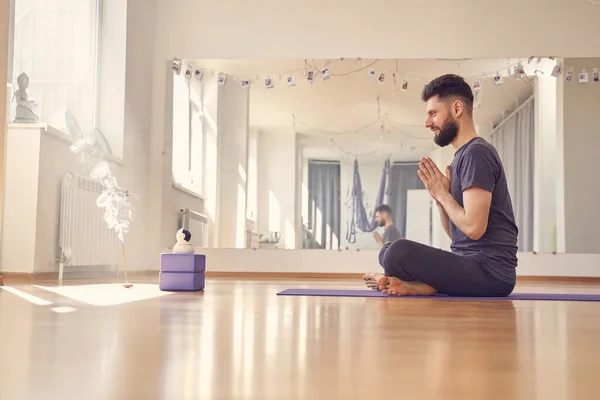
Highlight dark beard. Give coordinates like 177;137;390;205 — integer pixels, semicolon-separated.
378;220;385;227
433;117;458;147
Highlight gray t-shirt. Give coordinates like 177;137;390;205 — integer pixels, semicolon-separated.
449;137;519;284
383;224;402;243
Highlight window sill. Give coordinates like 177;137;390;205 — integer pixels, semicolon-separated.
172;183;206;200
7;123;124;165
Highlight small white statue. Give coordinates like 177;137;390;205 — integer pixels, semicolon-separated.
14;72;39;123
173;228;194;254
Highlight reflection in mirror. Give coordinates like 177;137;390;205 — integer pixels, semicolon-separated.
172;57;571;252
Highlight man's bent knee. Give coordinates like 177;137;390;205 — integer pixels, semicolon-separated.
378;241;394;268
381;239;421;281
383;239;413;258
382;239;415;271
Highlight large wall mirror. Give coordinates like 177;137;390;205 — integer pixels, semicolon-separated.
168;57;594;254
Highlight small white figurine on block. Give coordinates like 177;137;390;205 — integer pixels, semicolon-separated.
173;228;194;254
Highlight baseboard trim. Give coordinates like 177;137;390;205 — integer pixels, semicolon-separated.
516;276;600;284
0;272;58;280
0;270;152;282
205;271;600;283
205;271;363;279
4;270;600;284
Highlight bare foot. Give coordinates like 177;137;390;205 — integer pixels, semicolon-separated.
363;273;385;291
377;276;437;296
0;275;3;286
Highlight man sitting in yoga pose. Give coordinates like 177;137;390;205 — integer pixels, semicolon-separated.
364;74;519;297
372;204;402;249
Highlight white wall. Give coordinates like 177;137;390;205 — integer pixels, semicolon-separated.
406;189;432;245
257;131;296;248
429;146;454;250
0;0;9;241
152;0;600;60
562;57;600;254
1;0;159;273
555;67;566;254
294;134;303;249
246;128;258;223
91;0;156;271
96;0;127;158
1;125;44;273
534;71;559;253
476;124;492;141
154;247;600;279
140;0;600;275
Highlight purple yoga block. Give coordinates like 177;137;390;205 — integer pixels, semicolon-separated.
159;272;205;291
160;253;206;273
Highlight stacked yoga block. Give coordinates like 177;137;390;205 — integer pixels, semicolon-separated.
159;253;206;291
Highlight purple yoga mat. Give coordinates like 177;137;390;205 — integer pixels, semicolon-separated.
277;289;600;301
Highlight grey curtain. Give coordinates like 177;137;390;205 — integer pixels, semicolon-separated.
346;159;390;244
307;161;341;249
491;98;534;252
386;163;425;237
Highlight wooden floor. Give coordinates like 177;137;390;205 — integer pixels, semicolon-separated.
1;275;600;399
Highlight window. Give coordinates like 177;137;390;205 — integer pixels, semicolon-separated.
172;69;205;196
304;160;341;249
10;0;100;131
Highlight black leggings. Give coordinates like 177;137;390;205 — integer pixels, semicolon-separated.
379;239;515;297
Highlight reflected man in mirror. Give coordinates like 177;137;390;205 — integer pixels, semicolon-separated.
372;204;401;248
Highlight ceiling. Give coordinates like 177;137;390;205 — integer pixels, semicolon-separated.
193;58;540;161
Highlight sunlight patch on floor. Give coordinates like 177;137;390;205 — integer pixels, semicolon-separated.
0;286;53;305
32;283;174;306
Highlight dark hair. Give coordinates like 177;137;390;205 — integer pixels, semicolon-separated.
375;204;392;215
421;74;474;116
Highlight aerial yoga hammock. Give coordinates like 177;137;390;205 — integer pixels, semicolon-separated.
346;159;391;244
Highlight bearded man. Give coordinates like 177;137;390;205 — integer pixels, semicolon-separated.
363;74;519;297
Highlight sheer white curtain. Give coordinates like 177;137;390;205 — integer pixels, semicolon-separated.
490;97;534;252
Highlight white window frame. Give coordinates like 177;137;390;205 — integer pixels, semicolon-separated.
171;68;206;199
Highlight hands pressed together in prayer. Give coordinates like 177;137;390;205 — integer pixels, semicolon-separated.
417;157;451;204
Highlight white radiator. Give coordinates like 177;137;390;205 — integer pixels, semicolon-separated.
179;208;209;248
58;172;120;278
